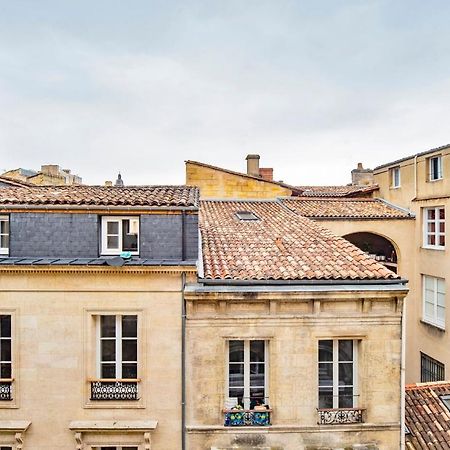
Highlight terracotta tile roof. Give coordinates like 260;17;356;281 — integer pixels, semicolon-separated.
281;198;413;220
405;382;450;449
295;185;379;197
200;200;399;281
0;176;34;187
0;185;199;208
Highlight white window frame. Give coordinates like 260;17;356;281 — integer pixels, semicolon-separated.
390;166;401;188
92;447;139;450
226;340;269;410
429;155;443;181
0;216;9;255
422;275;446;330
318;339;359;409
96;315;138;380
101;216;139;256
423;207;445;250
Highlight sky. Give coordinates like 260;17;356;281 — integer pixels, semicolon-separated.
1;0;450;186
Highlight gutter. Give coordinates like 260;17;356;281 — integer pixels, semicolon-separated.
400;292;406;450
181;272;187;450
198;278;408;286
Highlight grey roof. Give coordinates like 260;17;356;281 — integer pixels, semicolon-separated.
0;257;196;267
374;143;450;170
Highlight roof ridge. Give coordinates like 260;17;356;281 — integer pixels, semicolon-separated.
406;381;450;390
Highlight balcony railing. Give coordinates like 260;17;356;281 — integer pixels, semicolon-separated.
317;407;365;425
224;409;272;426
90;379;139;401
0;380;13;401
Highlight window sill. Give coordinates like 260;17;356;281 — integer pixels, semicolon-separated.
422;246;445;251
390;186;401;190
420;319;446;332
428;178;443;182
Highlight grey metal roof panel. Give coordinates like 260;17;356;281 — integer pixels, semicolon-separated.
0;258;25;265
33;259;60;265
0;257;197;266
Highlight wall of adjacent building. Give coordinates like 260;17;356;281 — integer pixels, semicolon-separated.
0;267;195;449
186;161;291;199
373;148;450;383
185;286;406;450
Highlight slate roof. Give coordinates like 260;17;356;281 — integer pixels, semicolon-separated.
0;185;199;208
405;382;450;449
200;200;400;281
281;198;414;220
295;185;379;197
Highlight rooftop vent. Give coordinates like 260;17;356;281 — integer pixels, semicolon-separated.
235;210;260;221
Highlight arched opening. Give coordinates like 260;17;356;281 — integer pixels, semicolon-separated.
343;232;398;274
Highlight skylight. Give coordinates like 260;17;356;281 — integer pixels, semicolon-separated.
440;394;450;412
235;210;259;221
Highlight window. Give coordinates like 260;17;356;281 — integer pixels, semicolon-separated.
93;447;138;450
422;275;446;329
429;155;443;181
423;207;445;249
318;339;358;409
0;315;12;401
440;394;450;412
390;166;401;188
227;340;267;410
421;352;445;382
101;217;139;255
235;211;260;221
0;216;8;255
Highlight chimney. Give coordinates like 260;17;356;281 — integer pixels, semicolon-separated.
115;173;124;187
105;181;113;186
259;167;273;181
351;163;374;186
246;154;260;177
41;164;60;176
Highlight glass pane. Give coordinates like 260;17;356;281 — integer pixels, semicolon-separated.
338;386;354;408
0;341;11;361
318;340;333;362
250;387;265;407
1;363;11;378
107;235;119;249
122;340;137;361
319;387;333;409
440;208;445;220
0;220;8;234
438;279;446;295
428;235;436;246
229;364;244;387
122;315;137;337
229;341;244;362
101;340;115;362
0;235;8;249
428;209;436;220
339;363;353;385
0;316;11;337
318;362;333;386
122;363;137;379
229;388;244;406
107;221;119;234
428;222;436;233
250;340;265;362
101;316;116;337
438;306;445;322
101;363;116;379
440;235;446;246
438;292;445;307
250;363;265;386
122;222;138;251
424;301;434;318
425;276;434;290
338;340;353;362
440;222;445;233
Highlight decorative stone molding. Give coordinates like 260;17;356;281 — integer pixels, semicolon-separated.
0;421;31;448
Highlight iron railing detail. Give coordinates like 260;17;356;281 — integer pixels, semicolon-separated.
90;381;138;401
224;409;271;426
0;381;12;401
317;408;364;425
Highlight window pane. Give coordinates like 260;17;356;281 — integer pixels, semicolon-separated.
250;340;265;362
339;363;353;385
229;341;244;362
438;278;446;295
0;235;8;249
122;220;138;251
318;362;333;387
318;340;333;362
229;388;244;406
428;235;436;246
101;363;116;379
438;306;445;322
122;363;137;379
0;316;11;337
319;387;333;409
0;363;11;378
107;221;119;234
428;222;436;233
107;236;119;249
0;341;11;361
122;315;137;337
440;208;445;220
440;222;445;233
101;316;116;337
428;209;436;220
437;291;445;307
338;386;354;408
250;387;265;405
122;340;137;361
440;235;446;246
0;220;8;234
338;340;353;362
424;301;434;318
425;276;434;290
229;364;244;387
250;363;265;387
101;340;116;361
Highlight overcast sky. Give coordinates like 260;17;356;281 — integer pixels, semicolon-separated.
1;1;449;186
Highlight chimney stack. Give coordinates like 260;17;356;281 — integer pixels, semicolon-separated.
259;167;273;181
351;163;374;186
105;181;113;186
246;154;260;177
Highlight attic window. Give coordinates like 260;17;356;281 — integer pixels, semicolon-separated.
440;394;450;412
235;211;259;221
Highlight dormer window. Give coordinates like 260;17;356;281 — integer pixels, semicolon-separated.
101;216;139;255
390;166;401;188
429;155;443;181
0;216;9;255
235;211;259;221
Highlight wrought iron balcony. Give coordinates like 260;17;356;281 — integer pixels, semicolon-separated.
224;409;272;426
0;380;12;401
317;407;365;425
90;380;139;401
